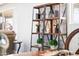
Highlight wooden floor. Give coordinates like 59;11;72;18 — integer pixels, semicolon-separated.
7;50;77;56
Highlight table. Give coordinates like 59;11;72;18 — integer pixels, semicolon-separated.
13;40;22;53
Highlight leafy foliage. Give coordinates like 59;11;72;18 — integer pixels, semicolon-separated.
49;39;58;46
37;38;44;44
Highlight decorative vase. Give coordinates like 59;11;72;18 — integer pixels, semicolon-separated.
36;13;40;19
36;24;40;33
55;24;60;33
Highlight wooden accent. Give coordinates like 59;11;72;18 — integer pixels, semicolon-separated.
65;28;79;50
34;3;60;9
31;3;67;51
33;17;59;21
32;32;43;34
75;48;79;54
31;45;50;51
31;45;49;48
32;32;66;35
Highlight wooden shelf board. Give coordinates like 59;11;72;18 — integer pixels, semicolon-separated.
31;45;42;48
34;3;60;9
45;17;59;20
33;19;40;21
33;17;59;21
31;45;50;48
32;32;67;35
32;32;43;34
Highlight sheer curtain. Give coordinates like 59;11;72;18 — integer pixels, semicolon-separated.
72;4;79;24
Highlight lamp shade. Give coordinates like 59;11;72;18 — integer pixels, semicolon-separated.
2;9;13;18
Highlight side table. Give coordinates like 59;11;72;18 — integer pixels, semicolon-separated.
13;40;22;53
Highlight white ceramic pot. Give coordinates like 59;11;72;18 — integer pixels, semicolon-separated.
38;44;42;47
50;46;57;50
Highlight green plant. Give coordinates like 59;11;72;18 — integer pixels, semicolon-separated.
37;38;44;44
48;39;58;47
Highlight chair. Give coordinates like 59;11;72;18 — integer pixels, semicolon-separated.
65;28;79;50
0;33;9;55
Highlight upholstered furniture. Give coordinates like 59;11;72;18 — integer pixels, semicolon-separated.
0;30;16;54
0;33;9;55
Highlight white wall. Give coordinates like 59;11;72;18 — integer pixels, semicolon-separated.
13;3;33;52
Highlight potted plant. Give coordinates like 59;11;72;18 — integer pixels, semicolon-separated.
37;38;44;47
48;39;58;49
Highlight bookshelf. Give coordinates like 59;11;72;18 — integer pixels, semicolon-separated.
30;3;67;51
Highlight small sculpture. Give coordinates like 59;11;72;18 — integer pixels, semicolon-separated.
36;23;40;33
5;23;13;31
55;24;60;33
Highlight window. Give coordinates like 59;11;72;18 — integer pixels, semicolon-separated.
72;4;79;24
